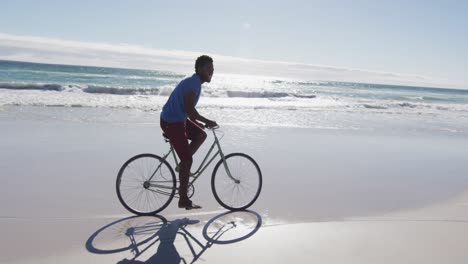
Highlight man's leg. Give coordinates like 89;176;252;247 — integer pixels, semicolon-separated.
178;157;192;203
186;119;207;155
177;120;205;209
160;119;197;208
178;159;201;209
171;139;194;206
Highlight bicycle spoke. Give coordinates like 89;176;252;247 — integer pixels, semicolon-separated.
117;154;176;215
212;153;262;210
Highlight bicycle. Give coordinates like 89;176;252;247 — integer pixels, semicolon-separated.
116;127;262;215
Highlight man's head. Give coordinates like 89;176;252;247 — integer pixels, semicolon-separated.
195;55;214;83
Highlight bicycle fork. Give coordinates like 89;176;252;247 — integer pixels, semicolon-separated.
212;130;240;184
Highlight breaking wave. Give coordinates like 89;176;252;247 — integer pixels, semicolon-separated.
0;82;64;91
226;90;316;99
83;85;161;95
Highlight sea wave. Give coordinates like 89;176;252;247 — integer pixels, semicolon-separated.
0;82;319;98
1;81;467;116
363;104;388;110
291;94;317;98
226;90;316;99
398;102;418;108
363;102;421;110
227;90;288;98
83;85;161;95
0;82;64;91
0;82;172;96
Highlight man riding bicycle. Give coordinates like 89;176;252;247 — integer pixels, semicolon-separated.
160;55;217;210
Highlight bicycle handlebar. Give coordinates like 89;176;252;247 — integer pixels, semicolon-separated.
205;125;220;130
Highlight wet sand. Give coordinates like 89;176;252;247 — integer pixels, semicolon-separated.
1;106;468;263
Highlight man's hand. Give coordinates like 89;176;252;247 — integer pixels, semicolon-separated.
204;120;218;128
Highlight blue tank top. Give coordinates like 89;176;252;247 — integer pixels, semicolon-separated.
161;74;202;122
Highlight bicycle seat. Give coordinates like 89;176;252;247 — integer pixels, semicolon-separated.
162;133;170;142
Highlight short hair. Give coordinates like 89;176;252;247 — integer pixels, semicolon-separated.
195;55;213;73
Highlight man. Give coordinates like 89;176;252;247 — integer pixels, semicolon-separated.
160;55;217;210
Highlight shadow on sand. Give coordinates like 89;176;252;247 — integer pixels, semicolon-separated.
86;210;262;264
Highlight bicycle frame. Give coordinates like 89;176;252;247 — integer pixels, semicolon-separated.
147;128;237;192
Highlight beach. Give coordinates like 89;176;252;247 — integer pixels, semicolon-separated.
2;105;468;263
2;0;468;261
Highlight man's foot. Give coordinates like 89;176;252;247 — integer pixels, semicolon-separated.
178;199;202;210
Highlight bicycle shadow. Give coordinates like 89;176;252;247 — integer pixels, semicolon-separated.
86;210;262;264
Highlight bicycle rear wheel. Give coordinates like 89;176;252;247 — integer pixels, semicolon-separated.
211;153;262;210
116;154;176;215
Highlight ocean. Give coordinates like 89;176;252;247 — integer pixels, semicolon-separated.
1;60;467;134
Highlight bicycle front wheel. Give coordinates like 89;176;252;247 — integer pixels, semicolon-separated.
116;154;176;215
211;153;262;210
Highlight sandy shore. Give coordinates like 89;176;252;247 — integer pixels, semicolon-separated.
1;105;468;263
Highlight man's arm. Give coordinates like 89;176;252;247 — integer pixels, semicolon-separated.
184;91;217;127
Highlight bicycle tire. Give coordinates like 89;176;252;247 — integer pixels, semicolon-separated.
116;153;176;215
211;153;262;210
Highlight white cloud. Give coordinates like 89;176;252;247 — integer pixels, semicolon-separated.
0;32;463;88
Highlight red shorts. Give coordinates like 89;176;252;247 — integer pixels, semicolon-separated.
160;118;205;161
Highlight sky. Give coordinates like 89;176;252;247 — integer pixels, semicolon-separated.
0;0;467;88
